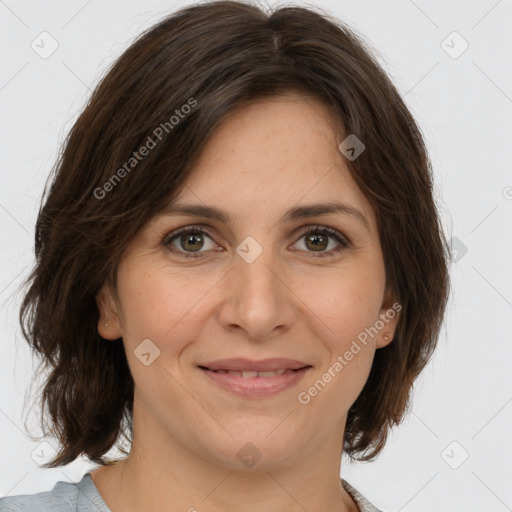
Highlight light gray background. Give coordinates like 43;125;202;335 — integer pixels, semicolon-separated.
1;1;511;511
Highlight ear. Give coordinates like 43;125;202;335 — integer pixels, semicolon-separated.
376;284;401;349
95;281;123;340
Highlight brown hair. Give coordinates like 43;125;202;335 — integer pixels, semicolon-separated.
18;0;450;467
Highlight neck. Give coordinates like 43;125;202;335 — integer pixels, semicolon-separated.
91;403;359;512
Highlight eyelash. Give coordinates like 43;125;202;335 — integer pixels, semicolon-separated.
162;224;351;259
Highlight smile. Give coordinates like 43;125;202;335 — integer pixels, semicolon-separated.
209;368;295;377
198;366;312;398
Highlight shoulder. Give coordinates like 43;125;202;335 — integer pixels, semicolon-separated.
0;480;78;512
0;473;110;512
341;478;385;512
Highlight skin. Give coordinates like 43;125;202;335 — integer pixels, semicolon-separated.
91;92;399;512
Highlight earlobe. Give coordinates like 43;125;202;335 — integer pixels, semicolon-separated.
378;331;394;348
376;322;398;349
95;283;122;340
376;287;401;349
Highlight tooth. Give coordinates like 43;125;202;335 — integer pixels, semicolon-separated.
214;369;292;377
258;371;278;377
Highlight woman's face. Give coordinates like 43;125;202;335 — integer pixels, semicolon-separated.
98;92;399;470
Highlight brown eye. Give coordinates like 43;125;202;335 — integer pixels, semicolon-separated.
163;227;217;258
178;232;205;252
293;226;350;257
304;232;329;251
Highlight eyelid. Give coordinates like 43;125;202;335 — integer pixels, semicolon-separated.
161;224;217;247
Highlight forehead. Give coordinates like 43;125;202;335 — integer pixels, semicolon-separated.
195;92;342;165
163;93;377;232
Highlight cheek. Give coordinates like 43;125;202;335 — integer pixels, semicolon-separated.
116;260;215;359
298;274;381;411
301;265;384;345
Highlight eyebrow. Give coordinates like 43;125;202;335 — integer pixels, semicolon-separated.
160;200;370;232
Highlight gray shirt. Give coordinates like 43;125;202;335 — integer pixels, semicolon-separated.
0;473;383;511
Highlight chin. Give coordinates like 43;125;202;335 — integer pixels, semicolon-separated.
200;430;305;472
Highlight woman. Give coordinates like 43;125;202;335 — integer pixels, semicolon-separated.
0;1;450;511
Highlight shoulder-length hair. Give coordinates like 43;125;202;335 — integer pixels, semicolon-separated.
18;0;450;467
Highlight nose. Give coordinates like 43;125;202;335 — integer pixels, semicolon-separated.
217;239;296;341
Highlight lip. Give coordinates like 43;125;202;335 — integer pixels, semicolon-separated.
198;357;310;372
199;367;311;398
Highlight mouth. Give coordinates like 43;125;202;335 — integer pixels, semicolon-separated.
197;359;312;398
198;367;310;377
